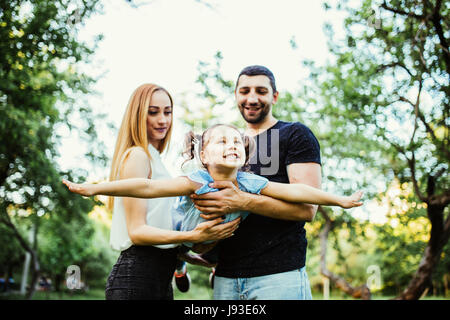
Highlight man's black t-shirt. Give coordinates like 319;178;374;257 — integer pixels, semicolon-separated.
215;120;321;278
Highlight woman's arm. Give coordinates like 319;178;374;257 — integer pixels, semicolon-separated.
260;181;363;208
128;217;240;245
63;176;196;198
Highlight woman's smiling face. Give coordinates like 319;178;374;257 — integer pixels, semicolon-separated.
200;125;246;170
146;89;172;149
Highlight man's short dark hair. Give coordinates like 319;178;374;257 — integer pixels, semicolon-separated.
236;65;277;93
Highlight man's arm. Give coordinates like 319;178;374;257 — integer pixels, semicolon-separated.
285;162;322;220
191;163;322;222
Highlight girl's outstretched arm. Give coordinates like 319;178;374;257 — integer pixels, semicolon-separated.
260;182;363;209
62;176;197;198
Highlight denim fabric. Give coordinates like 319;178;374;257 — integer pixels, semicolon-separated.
213;266;312;300
105;245;178;300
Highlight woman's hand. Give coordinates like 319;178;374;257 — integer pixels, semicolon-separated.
340;191;364;208
190;217;241;243
62;179;96;197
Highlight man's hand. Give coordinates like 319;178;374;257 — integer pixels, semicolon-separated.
190;181;249;220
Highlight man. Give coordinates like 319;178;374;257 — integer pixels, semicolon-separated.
191;65;322;300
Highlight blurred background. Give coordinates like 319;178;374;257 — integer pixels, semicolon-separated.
0;0;448;300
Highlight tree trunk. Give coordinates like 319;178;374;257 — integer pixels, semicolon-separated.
395;203;450;300
318;207;371;300
55;274;63;292
25;249;39;300
25;220;40;300
0;209;40;300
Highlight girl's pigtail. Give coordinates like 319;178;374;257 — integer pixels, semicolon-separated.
182;131;196;168
182;131;202;168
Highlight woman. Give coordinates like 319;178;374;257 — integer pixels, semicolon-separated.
104;84;239;300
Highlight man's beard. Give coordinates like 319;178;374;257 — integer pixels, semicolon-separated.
239;102;271;124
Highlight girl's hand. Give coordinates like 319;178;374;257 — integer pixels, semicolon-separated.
340;191;364;208
62;179;96;197
190;217;240;243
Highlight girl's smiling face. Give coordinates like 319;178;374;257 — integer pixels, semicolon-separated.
200;125;246;170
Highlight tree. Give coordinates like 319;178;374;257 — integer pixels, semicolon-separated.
0;222;24;291
178;51;240;131
0;0;105;299
304;0;449;299
372;179;450;297
317;207;371;299
38;207;117;293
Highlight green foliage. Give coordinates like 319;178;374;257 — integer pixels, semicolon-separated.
174;264;214;300
0;0;114;296
0;220;24;275
305;0;449;193
302;0;449;297
371;180;450;295
37;211;116;289
178;51;244;131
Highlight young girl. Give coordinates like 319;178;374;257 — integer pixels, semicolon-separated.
63;123;363;249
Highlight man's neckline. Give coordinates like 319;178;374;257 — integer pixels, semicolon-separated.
246;120;280;137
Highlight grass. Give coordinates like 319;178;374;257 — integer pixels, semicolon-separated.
174;283;213;300
1;285;448;300
173;282;449;300
1;288;106;300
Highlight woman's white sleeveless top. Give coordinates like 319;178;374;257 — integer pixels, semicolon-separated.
109;144;178;251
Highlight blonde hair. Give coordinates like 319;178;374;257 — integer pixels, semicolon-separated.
107;83;174;210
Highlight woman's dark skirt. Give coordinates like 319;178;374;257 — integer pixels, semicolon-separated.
105;245;178;300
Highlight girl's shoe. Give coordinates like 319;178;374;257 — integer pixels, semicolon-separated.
209;267;215;289
174;264;191;293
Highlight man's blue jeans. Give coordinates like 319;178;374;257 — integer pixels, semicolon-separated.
213;267;312;300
